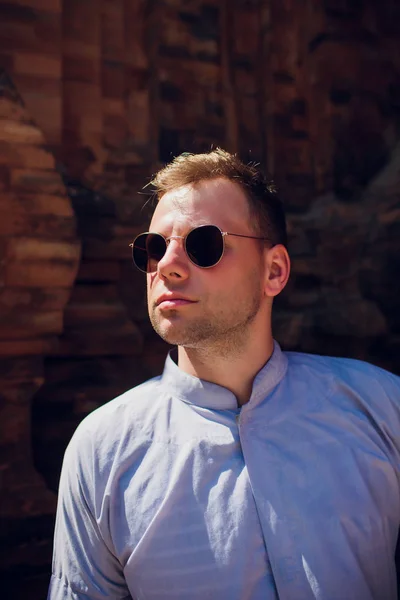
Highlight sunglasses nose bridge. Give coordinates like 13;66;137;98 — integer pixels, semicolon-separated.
165;234;184;245
156;234;189;272
132;226;225;272
162;235;187;258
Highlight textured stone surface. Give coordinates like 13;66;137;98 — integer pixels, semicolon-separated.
0;1;399;597
0;70;80;594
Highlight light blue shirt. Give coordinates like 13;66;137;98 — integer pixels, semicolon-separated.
48;342;400;599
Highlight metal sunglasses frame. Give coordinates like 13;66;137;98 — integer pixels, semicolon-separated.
129;224;270;273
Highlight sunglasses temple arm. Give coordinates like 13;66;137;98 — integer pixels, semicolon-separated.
226;233;270;241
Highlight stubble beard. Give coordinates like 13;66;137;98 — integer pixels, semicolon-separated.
148;284;263;358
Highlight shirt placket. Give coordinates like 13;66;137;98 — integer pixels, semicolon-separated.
238;403;313;600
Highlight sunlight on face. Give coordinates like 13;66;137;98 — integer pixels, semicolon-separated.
146;178;272;352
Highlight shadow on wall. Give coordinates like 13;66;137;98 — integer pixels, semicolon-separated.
274;141;400;375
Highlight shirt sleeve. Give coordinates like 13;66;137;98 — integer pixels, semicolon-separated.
379;368;400;468
47;419;132;600
357;362;400;470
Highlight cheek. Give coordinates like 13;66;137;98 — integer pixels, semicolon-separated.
147;273;156;289
201;269;237;299
223;259;265;296
146;274;155;302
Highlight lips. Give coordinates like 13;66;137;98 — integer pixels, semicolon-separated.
156;294;196;307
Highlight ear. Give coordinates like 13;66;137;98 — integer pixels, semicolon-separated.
263;244;291;298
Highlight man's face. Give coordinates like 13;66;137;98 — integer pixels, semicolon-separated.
146;177;270;352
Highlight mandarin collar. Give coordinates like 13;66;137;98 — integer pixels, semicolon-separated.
160;341;288;411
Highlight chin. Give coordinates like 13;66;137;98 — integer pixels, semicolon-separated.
158;332;187;346
157;327;208;349
150;310;210;347
152;318;185;345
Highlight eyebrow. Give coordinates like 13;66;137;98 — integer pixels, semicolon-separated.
149;220;212;234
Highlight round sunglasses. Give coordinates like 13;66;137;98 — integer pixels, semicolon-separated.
130;224;270;273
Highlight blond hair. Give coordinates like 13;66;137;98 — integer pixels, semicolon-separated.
150;148;287;247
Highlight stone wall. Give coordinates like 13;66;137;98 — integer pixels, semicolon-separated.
0;70;81;597
0;0;399;597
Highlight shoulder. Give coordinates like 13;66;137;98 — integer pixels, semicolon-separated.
80;374;162;429
286;350;400;389
285;352;400;387
63;375;164;472
298;352;400;390
284;350;400;421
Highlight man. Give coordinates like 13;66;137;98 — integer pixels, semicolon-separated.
48;149;400;600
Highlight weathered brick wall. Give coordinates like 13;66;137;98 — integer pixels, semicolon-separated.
0;70;80;595
0;0;399;597
267;0;400;373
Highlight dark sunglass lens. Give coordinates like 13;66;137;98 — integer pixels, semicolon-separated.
132;233;166;272
186;225;224;267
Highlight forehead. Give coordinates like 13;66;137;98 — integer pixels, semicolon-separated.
150;177;251;233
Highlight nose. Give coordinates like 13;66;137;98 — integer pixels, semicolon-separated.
156;238;190;281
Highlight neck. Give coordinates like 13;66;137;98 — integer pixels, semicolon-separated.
177;331;275;407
